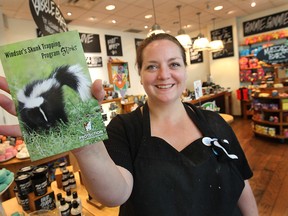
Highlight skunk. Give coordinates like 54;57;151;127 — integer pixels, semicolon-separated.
17;64;91;132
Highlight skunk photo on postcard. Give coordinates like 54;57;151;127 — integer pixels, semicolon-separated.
17;64;92;133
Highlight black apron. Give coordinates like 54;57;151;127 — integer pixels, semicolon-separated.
119;103;244;216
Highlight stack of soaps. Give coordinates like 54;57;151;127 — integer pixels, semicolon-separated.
0;168;14;193
0;142;18;162
16;143;30;159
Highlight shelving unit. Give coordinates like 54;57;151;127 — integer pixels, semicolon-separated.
239;37;287;83
241;100;253;119
252;87;288;141
101;87;122;126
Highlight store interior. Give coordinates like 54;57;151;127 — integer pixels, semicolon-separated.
0;0;288;215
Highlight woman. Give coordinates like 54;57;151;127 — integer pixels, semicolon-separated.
73;33;258;215
0;33;258;215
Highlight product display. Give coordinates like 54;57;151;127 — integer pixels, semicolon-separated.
252;87;288;140
0;168;14;193
0;136;21;162
58;198;70;216
71;200;82;216
14;165;55;212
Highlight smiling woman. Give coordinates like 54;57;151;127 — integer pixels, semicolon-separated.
68;33;259;216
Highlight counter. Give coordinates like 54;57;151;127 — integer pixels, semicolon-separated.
187;91;232;114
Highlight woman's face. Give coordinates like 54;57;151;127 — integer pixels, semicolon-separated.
140;39;187;104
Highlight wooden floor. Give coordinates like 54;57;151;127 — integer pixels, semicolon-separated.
231;117;288;216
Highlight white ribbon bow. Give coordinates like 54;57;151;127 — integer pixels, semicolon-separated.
202;137;238;160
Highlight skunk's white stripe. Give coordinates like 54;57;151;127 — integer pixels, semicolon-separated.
67;64;91;101
17;78;59;108
17;64;91;110
31;79;60;99
39;107;48;122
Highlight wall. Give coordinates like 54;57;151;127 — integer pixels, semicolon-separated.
0;15;209;124
185;28;210;91
0;4;287;125
207;17;242;115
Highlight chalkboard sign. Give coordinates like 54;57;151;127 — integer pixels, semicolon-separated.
105;35;123;56
211;26;234;60
257;44;288;64
29;0;68;36
79;33;101;53
190;37;203;64
243;10;288;37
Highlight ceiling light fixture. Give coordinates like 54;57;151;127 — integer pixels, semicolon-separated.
193;12;210;51
147;0;165;37
209;18;224;52
145;14;153;19
175;5;192;49
106;5;115;11
214;5;223;11
251;1;256;7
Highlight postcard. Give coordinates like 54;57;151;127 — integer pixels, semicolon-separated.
0;30;108;161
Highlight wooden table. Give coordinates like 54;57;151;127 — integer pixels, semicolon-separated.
2;171;119;215
188;91;232;114
220;113;234;124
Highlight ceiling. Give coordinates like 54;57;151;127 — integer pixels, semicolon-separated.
0;0;287;36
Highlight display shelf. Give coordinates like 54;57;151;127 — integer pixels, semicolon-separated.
239;36;287;83
252;129;286;139
102;98;122;104
252;88;288;140
101;87;122;125
252;118;281;126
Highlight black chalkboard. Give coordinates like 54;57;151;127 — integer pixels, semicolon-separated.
190;37;203;64
257;44;288;64
105;35;123;56
79;33;101;53
243;10;288;37
211;25;234;60
29;0;68;36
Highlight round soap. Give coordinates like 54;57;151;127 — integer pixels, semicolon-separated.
5;152;13;159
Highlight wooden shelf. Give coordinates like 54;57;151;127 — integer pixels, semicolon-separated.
253;130;286;139
102;98;121;104
254;109;280;113
252;118;281;126
252;88;288;139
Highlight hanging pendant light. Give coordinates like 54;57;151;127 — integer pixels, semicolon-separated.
209;18;224;52
147;0;165;37
193;12;210;51
175;5;192;49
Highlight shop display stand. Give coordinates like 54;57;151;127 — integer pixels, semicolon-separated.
239;36;287;83
252;87;288;142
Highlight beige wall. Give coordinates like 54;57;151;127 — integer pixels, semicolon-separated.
0;4;288;124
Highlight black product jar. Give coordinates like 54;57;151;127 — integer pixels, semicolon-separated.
14;173;33;196
18;193;30;211
59;162;67;172
17;165;34;176
31;165;48;196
